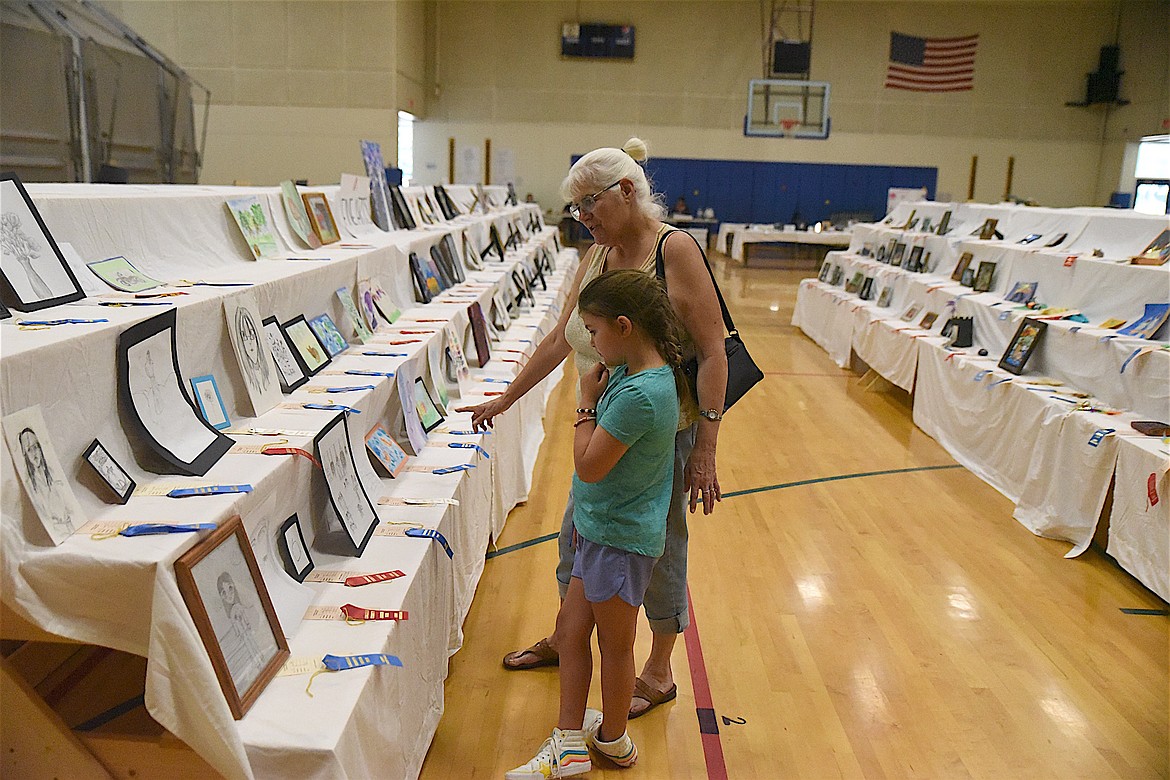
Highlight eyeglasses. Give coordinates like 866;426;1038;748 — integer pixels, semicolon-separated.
569;181;620;221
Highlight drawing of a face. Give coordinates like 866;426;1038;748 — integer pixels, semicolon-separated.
217;572;239;608
19;428;50;489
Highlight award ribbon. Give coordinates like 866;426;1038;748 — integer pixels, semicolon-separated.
972;370;991;382
987;377;1013;390
378;496;459;506
305;653;404;696
398;329;436;334
226;426;319;437
306;385;376;393
300;403;361;414
261;445;321;468
1086;428;1115;447
449;442;490;458
119;522;217;536
482;378;510;384
1148;474;1160;508
405;527;454;559
339;604;409;623
448;429;491;435
1119;347;1147;375
432;464;476;475
363;351;408;357
167;484;252;498
17;318;109;327
344;570;406;587
345;369;396;378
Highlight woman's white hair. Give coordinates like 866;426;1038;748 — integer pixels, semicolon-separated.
560;137;666;221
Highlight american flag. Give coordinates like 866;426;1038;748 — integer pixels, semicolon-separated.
885;32;978;92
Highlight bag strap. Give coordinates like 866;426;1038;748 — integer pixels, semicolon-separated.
654;228;739;337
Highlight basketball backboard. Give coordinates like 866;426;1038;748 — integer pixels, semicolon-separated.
745;79;830;139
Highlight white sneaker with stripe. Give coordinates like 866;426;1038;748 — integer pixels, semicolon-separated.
505;727;591;779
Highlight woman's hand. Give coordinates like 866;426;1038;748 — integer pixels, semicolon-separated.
455;395;513;431
579;362;609;408
683;439;720;515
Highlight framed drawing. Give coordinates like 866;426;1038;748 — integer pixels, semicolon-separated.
225;196;280;259
845;272;863;294
918;311;938;330
462;232;484;271
858;277;875;301
359;140;394;232
1017;233;1042;245
951;252;973;282
412;376;445;433
408;252;434;303
977;218;1000;240
369;278;400;324
1044;232;1069;248
467;302;491;367
117;309;233;476
190;374;232;430
334;287;373;344
1117;303;1170;340
301;192;340;245
2;405;84;544
308;313;349;357
818;260;832;282
83;438;136;504
279;180;320;249
960;267;975;287
876;286;893;308
388;185;417;230
281;315;330;375
314;412;378;556
972;261;997;293
365;423;409;478
174;515;289;719
86;255;162;293
1004;281;1038;304
906;245;924;272
936;210;952;235
900;303;921;322
277;514;314;583
890;243;906;267
0;173;86;311
261;315;308;392
355;279;381;333
224;293;282;416
998;317;1046;375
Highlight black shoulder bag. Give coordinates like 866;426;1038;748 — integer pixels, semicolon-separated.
654;230;763;412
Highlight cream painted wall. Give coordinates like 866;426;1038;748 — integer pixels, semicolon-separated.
419;0;1168;212
101;0;428;185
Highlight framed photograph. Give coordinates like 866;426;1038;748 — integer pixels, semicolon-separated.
890;243;906;267
951;252;973;282
918;311;938;330
314;412;378;556
174;515;289;719
977;218;1000;240
277;514;314;583
261;315;308;392
900;303;921;322
0;173;86;311
86;255;162;293
972;261;997;293
83;438;136;503
1004;281;1038;304
998;317;1047;375
117;309;233;476
936;210;952;235
2;405;84;544
301;192;340;245
281;315;330;375
279;180;320;249
224;293;282;416
960;267;975;287
365;423;409;478
226;196;280;259
191;374;232;430
467;302;491;367
818;261;832;282
412;375;445;432
845;272;863;294
308;313;349;357
876;286;893;308
906;245;924;272
858;277;875;301
1117;303;1170;340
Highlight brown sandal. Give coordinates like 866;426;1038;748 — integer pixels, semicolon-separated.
628;676;677;719
502;637;559;670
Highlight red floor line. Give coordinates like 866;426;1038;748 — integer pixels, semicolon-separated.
683;586;730;780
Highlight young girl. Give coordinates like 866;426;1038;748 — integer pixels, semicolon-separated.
508;270;685;779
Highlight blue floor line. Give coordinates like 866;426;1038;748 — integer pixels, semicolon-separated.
486;464;962;559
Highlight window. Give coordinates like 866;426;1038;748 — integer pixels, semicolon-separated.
397;111;415;187
1133;135;1169;215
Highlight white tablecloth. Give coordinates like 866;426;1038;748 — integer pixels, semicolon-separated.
1107;435;1170;602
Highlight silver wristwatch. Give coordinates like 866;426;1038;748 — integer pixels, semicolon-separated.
698;408;723;422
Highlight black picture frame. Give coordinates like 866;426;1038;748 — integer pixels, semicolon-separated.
936;210;952;235
277;514;314;583
116;309;233;476
409;252;434;303
906;245;924;272
972;261;997;293
467;301;491;367
262;315;309;392
0;173;86;312
389;185;417;230
890;242;906;267
440;234;466;282
313;412;378;557
412;376;445;433
280;314;331;376
82;439;136;503
998;317;1047;375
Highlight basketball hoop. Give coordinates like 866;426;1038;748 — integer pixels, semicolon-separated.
780;119;799;132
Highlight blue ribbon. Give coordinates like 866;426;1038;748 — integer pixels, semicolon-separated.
326;385;377;393
432;464;476;474
167;485;252;498
405;527;454;558
449;442;490;458
120;522;217;536
345;370;395;378
972;370;991;382
1087;428;1115;448
303;403;360;414
1119;348;1143;375
321;653;403;671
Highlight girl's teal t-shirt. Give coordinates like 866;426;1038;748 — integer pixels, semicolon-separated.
572;364;680;557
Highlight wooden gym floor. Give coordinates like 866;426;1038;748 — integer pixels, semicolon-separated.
419;250;1168;779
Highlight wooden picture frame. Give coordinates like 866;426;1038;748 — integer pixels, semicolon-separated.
174;515;289;719
972;261;997;293
300;192;340;245
0;173;86;311
82;439;136;504
998;317;1046;375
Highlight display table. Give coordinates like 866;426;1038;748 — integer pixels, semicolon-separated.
665;215;718;250
0;183;578;778
793;200;1169;601
729;226;851;266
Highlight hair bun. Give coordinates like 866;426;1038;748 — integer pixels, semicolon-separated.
622;137;649;163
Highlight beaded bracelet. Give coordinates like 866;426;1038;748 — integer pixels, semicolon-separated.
575;407;596;415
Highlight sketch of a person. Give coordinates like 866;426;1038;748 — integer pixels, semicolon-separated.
217;571;264;686
235;308;272;392
19;428;75;535
90;447;130;494
1;212;53;299
140;348;165;417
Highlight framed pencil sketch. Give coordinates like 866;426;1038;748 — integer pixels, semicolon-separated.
998;318;1046;375
900;304;921;322
224;293;282;416
191;374;232;430
972;261;997;293
951;252;973;282
2;405;84;544
261;315;308;392
314;412;378;556
277;514;314;583
301;192;341;245
117;309;233;476
174;515;289;719
82;439;136;504
0;173;86;311
86;255;162;293
282;315;330;375
365;423;409;478
308;313;349;357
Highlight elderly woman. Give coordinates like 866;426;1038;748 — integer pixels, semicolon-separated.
458;137;727;719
